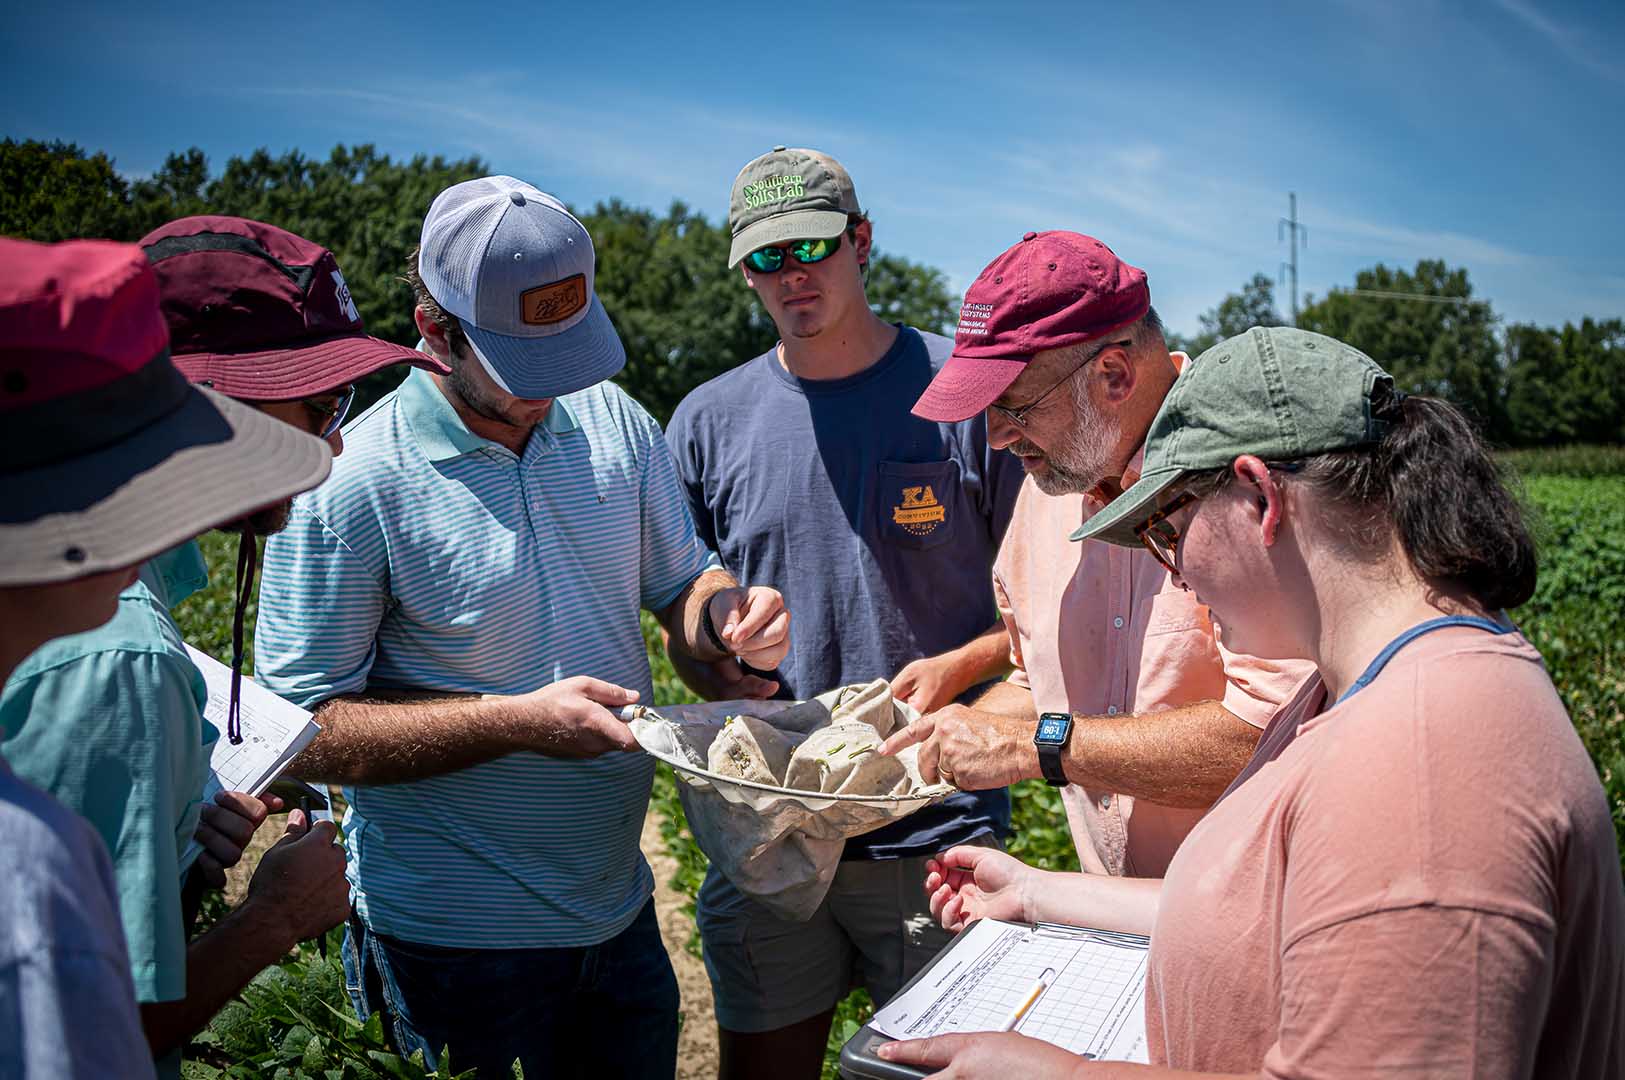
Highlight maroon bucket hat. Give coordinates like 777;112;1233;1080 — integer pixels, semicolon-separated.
912;231;1149;422
140;215;448;400
0;237;332;586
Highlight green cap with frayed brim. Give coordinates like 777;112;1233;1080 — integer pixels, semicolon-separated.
727;146;861;268
1070;327;1397;547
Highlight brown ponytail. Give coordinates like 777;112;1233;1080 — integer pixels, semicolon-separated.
1189;389;1538;611
1296;391;1537;611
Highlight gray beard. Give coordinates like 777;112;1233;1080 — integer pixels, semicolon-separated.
1023;401;1122;497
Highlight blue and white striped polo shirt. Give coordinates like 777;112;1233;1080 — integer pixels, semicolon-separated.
255;368;719;948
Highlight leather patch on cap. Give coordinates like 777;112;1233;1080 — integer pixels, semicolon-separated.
521;274;588;326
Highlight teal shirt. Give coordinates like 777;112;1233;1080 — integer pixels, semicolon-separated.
0;541;217;1011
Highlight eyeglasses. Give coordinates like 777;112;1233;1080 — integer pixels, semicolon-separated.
306;383;356;439
988;339;1131;428
1132;461;1305;574
744;234;843;274
1133;490;1200;574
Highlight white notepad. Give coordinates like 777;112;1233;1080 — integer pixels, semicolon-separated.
178;645;324;871
868;917;1150;1063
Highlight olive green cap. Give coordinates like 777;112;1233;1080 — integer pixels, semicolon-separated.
727;146;860;268
1071;327;1397;546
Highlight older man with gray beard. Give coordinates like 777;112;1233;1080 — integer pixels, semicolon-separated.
883;232;1314;877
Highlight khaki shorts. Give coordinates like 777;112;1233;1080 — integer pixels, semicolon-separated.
695;834;999;1033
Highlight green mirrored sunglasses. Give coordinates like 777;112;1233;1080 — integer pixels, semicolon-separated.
744;234;843;274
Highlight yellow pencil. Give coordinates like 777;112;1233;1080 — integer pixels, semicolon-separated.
998;967;1057;1032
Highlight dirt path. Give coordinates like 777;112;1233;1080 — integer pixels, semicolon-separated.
228;807;721;1078
642;812;721;1079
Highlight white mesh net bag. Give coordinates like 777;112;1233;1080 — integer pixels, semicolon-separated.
625;679;952;920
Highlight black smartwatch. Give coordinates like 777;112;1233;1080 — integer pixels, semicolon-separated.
1033;712;1073;787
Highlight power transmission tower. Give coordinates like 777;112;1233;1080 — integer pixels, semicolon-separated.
1278;193;1307;325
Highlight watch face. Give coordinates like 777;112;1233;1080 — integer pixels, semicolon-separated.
1035;715;1071;745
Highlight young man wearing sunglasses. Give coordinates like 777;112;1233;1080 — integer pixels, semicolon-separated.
663;147;1024;1079
886;231;1314;877
0;216;442;1077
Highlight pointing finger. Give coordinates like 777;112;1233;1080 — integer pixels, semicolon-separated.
880;718;932;757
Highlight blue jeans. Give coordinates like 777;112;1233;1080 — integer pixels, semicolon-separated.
342;900;679;1079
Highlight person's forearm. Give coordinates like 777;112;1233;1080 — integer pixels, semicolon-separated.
1061;700;1258;808
290;690;521;785
1026;869;1163;937
140;896;299;1057
972;677;1038;723
940;622;1015;698
657;568;737;663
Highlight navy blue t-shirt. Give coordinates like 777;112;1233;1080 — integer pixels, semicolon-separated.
665;325;1024;859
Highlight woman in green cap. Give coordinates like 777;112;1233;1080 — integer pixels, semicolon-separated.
878;328;1623;1078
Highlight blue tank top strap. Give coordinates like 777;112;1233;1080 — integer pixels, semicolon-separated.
1335;613;1514;706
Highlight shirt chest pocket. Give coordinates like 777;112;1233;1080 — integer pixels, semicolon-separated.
1143;586;1210;637
875;460;964;551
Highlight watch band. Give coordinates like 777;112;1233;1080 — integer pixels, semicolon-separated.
1037;741;1069;786
700;598;731;656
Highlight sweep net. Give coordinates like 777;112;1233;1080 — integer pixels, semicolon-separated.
625;680;952;920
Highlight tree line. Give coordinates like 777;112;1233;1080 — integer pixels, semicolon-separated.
1173;269;1622;448
4;139;1618;444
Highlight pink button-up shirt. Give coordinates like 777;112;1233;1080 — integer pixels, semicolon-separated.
992;464;1313;876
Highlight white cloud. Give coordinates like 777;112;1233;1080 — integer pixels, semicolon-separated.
1309;209;1528;268
1492;0;1625;83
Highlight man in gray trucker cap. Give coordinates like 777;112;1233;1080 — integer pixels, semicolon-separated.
255;175;792;1079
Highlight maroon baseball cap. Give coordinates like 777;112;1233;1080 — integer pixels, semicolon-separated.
0;237;332;585
139;216;448;400
912;231;1150;422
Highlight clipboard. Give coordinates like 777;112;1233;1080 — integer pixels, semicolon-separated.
838;945;948;1080
839;918;1150;1079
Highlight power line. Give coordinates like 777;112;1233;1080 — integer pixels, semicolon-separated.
1344;289;1484;307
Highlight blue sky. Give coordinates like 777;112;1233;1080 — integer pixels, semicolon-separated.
4;0;1621;338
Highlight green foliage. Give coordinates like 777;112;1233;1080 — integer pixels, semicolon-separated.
0;139;485;412
184;932;477;1079
1504;319;1625;447
3;140;958;426
864;252;959;339
1005;780;1081;872
823;990;875;1080
582;200;776;425
1501;444;1625;478
640;611;710;956
1514;476;1625;870
1298;260;1508;439
1174;260;1625;452
1;138;137;241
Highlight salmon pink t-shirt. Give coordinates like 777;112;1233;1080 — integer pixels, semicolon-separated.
1146;626;1625;1077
